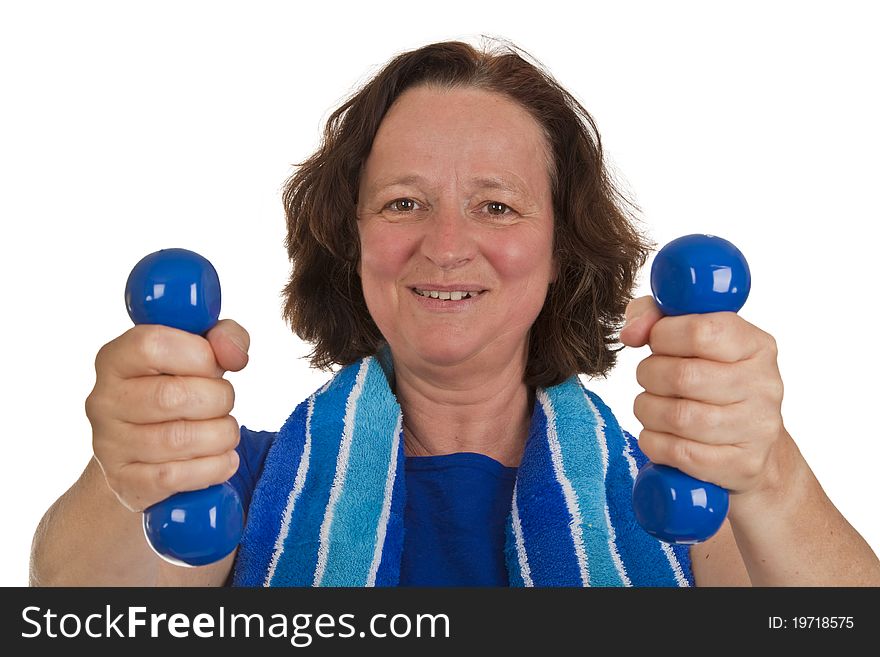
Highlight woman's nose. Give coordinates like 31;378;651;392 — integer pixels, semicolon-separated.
419;204;478;270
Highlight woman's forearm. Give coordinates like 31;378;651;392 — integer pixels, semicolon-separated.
30;457;163;586
728;429;880;586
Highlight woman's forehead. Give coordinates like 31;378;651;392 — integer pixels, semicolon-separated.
363;86;552;191
375;86;547;149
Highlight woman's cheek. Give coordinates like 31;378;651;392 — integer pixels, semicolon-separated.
486;231;554;296
358;227;413;305
360;225;395;271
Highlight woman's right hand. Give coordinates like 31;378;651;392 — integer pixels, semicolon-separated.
85;319;250;513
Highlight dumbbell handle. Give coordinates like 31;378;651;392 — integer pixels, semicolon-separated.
125;248;244;566
631;234;750;544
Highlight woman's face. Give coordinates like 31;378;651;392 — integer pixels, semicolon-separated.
356;85;557;370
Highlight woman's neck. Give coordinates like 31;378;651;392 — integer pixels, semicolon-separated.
391;351;534;468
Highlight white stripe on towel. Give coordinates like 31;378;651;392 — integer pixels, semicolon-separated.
660;541;689;587
366;411;403;587
510;480;533;587
538;389;590;586
581;389;631;587
622;432;640;482
313;359;370;586
264;390;320;586
621;430;689;587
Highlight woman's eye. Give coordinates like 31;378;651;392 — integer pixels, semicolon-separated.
386;198;419;212
485;201;512;216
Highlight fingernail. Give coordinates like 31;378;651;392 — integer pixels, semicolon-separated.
623;312;644;330
229;334;248;355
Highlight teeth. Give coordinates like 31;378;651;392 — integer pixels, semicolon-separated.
415;289;477;300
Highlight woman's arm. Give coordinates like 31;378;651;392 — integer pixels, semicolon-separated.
690;430;880;586
622;296;880;587
30;457;234;587
689;519;751;586
725;429;880;586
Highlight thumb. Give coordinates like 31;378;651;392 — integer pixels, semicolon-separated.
619;296;663;348
206;319;250;372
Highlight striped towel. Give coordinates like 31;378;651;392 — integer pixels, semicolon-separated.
232;346;693;587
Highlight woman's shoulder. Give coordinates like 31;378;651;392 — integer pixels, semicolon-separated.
239;425;277;464
230;426;278;510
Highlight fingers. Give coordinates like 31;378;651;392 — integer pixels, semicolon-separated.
645;312;772;362
619;296;662;347
97;324;225;379
114;450;241;512
120;415;241;464
92;407;241;511
206;319;250;373
625;295;787;496
636;355;747;404
636;429;768;493
624;295;658;324
633;392;751;445
97;320;252;381
620;295;776;365
109;375;236;424
88;318;251;512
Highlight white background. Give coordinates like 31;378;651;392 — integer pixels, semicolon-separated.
2;1;878;587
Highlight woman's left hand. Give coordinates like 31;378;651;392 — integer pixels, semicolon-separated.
619;295;789;499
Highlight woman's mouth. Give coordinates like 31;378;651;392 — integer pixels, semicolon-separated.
409;287;488;311
412;288;485;301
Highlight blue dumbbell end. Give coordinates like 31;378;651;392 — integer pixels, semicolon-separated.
632;463;729;544
143;483;244;567
650;234;750;317
125;248;221;335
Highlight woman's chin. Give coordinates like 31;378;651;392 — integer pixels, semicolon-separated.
404;340;481;368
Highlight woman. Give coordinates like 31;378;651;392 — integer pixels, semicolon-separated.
30;39;880;586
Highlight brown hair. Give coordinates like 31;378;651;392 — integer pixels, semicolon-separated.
281;38;654;388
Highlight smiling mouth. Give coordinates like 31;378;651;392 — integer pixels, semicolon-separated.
411;288;487;301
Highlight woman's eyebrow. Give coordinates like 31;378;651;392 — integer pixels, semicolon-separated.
367;174;531;198
368;174;427;194
470;176;531;198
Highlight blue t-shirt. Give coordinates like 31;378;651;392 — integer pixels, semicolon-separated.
230;427;517;586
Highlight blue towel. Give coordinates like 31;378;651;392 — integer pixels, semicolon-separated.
232;346;693;587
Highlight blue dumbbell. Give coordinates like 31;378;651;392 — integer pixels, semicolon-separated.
631;234;750;544
125;248;244;566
